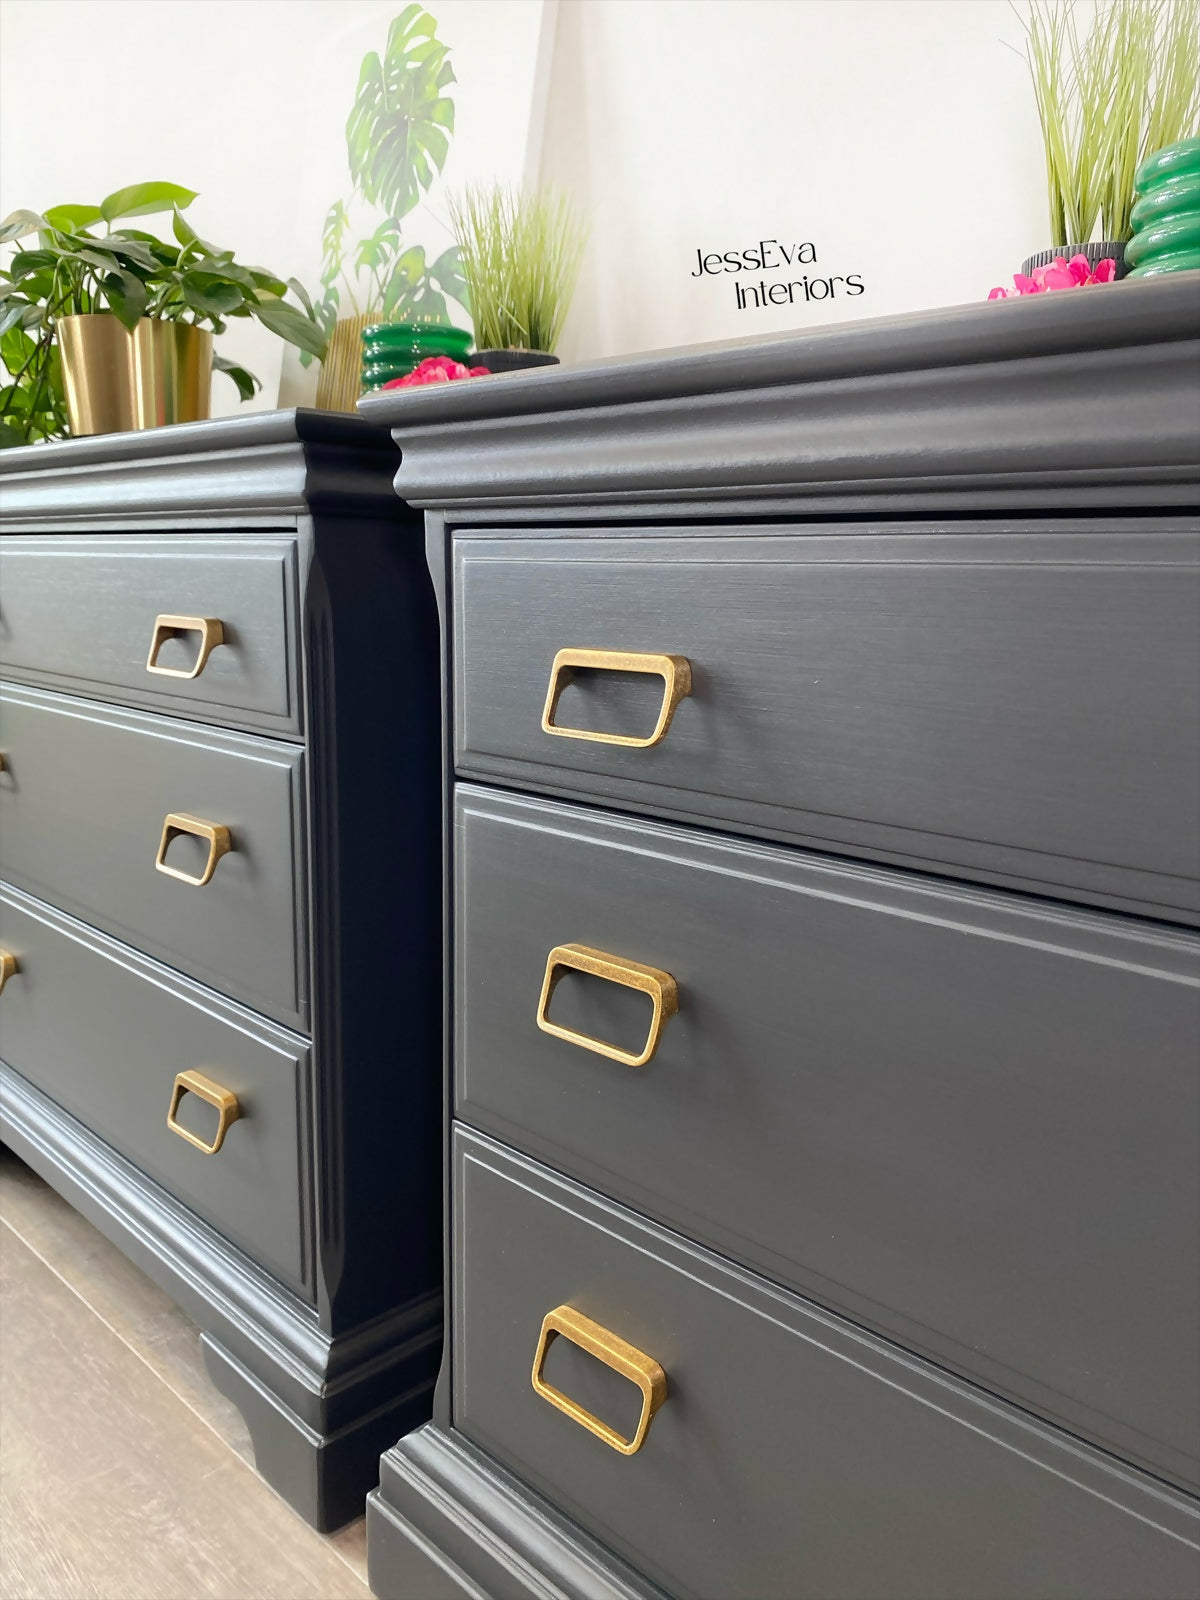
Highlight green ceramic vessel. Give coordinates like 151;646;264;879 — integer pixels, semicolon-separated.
359;321;474;389
1126;138;1200;279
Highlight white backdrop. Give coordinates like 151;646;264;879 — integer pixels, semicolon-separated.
3;0;1069;390
540;0;1053;360
0;0;552;412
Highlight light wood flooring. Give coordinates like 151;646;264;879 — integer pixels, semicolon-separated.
0;1145;373;1600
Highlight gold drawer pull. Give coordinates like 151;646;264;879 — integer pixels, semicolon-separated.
167;1069;241;1154
541;649;692;748
146;614;226;679
155;812;233;887
536;944;678;1068
532;1305;667;1456
0;949;19;994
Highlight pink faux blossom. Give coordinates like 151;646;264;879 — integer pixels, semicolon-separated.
987;254;1118;299
381;356;490;389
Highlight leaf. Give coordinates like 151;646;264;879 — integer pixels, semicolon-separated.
286;276;316;317
181;272;246;317
0;209;50;242
345;7;456;220
172;206;199;248
213;352;261;401
0;300;44;338
100;267;148;329
252;293;327;358
101;233;160;271
187;254;260;292
43;203;104;231
0;417;29;448
354;217;402;274
428;244;468;308
100;181;199;222
7;250;57;281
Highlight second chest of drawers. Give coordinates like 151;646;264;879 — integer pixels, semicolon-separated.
362;279;1200;1599
0;410;442;1530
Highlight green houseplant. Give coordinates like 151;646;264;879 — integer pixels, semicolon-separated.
313;6;469;411
0;182;325;445
1017;0;1200;276
447;184;586;372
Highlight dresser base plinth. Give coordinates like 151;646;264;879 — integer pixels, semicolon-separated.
367;1424;665;1600
0;1062;441;1532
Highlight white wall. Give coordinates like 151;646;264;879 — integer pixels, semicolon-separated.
538;0;1050;360
2;0;1063;393
0;0;549;413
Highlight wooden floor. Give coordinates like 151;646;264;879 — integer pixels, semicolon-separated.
0;1146;373;1600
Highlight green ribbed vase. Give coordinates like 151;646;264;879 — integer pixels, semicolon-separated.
1125;138;1200;279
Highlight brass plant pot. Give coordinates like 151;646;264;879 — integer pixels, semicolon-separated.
130;319;212;429
57;313;136;437
58;314;213;436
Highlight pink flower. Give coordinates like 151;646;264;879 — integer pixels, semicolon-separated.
381;356;490;389
987;255;1117;299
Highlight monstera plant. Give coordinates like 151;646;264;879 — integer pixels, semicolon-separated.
312;5;468;409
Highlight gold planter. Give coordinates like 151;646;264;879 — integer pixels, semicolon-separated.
57;313;135;437
130;320;212;429
58;314;213;437
315;312;377;414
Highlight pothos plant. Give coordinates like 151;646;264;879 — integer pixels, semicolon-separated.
0;181;326;447
308;4;468;362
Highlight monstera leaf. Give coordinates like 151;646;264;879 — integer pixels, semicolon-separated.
346;4;455;221
381;243;468;323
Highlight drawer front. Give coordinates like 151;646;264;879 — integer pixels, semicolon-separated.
453;524;1200;919
455;787;1200;1490
0;685;306;1027
453;1132;1200;1600
0;887;311;1292
0;534;300;734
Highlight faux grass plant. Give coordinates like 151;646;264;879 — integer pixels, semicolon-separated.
448;185;586;353
1019;0;1200;245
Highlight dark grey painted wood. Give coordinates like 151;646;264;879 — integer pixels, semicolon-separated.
454;786;1200;1491
0;406;402;522
370;1428;666;1600
0;409;444;1530
450;1130;1200;1600
0;885;311;1290
0;1061;441;1533
0;534;301;734
453;524;1200;921
368;293;1200;1596
0;683;308;1027
359;276;1200;514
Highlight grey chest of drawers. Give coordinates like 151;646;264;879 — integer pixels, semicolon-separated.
361;277;1200;1600
0;409;442;1530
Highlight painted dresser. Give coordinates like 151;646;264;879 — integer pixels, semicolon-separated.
0;410;442;1530
361;276;1200;1600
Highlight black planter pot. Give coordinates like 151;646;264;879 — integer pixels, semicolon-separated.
473;348;560;375
1021;241;1128;279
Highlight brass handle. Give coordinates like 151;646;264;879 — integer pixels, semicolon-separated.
541;649;692;748
536;944;678;1068
0;949;18;994
146;614;226;679
532;1305;667;1456
155;812;233;887
166;1069;241;1154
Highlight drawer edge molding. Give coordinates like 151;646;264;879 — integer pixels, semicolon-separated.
369;1425;669;1600
363;294;1200;511
453;1129;1200;1554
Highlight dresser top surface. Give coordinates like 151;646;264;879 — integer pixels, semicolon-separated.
359;273;1200;430
0;406;396;478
